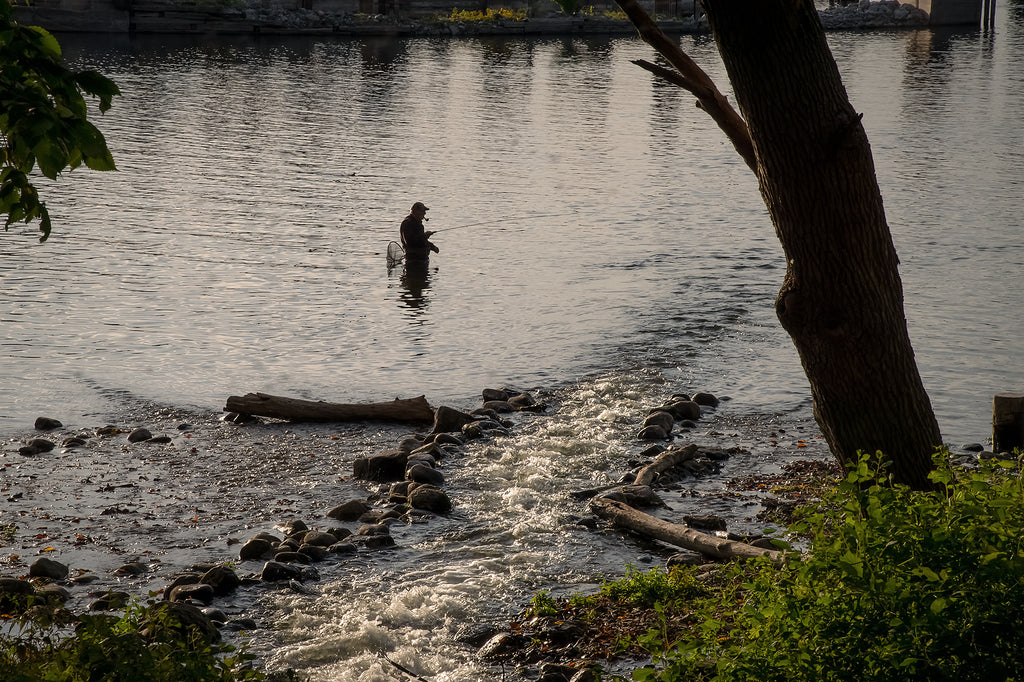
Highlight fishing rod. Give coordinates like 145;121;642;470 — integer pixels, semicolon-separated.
431;212;574;233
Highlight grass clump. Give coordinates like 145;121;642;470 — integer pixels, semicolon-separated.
619;450;1024;681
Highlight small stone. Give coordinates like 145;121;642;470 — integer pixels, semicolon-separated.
691;392;720;408
482;388;510;402
637;424;670;441
406;463;445;486
239;538;273;561
19;438;55;455
666;551;707;567
34;417;63;430
298;544;329;561
30;557;69;580
273;551;311;565
115;561;148;576
431;405;477;434
280;519;308;535
0;578;35;613
408;486;452;513
169;583;215;605
261;561;303;582
328;542;358;554
224;617;259;631
326;499;371;521
302;530;339;547
127;428;152;443
202;607;229;624
162;573;202;600
684;514;727;531
89;591;131;611
200;564;241;596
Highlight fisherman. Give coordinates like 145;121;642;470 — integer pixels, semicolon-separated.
399;201;439;261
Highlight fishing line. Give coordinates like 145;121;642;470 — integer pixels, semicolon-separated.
431;211;575;233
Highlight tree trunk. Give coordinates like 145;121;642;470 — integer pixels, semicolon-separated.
615;0;942;488
223;393;435;424
590;497;784;565
700;0;941;488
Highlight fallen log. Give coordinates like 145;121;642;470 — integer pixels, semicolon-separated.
633;443;699;486
590;497;785;565
223;393;435;424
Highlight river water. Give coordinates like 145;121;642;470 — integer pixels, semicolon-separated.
1;8;1022;681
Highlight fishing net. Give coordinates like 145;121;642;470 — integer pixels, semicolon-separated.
386;241;404;268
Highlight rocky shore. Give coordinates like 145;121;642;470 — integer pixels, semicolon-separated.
0;386;745;672
2;385;989;678
18;0;930;37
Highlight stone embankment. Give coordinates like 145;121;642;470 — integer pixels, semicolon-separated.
15;0;929;36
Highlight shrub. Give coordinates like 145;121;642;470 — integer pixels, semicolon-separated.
619;451;1024;681
0;596;286;681
446;7;527;23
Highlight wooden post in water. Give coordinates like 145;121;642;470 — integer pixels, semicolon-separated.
993;393;1024;454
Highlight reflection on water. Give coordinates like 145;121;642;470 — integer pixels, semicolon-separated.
397;261;432;314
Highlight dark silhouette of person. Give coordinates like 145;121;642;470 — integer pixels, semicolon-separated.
399;201;439;262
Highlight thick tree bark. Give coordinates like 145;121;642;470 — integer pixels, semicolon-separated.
617;0;942;489
590;497;784;564
223;393;435;423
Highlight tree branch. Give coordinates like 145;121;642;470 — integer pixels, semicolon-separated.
617;0;757;172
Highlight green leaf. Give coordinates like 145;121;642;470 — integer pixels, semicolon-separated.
26;25;61;58
929;597;947;615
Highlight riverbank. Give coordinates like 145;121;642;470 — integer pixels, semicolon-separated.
15;0;930;36
1;383;993;678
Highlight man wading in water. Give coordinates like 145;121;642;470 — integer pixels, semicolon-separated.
400;201;439;262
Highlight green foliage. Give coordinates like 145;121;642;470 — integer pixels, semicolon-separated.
616;451;1024;681
527;589;560;617
446;7;527;23
549;0;584;16
0;596;279;681
0;0;120;241
599;565;706;609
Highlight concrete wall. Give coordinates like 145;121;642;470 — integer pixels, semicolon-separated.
908;0;983;24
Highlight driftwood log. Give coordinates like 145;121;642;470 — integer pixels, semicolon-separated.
223;393;435;424
590;497;784;565
634;444;699;486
